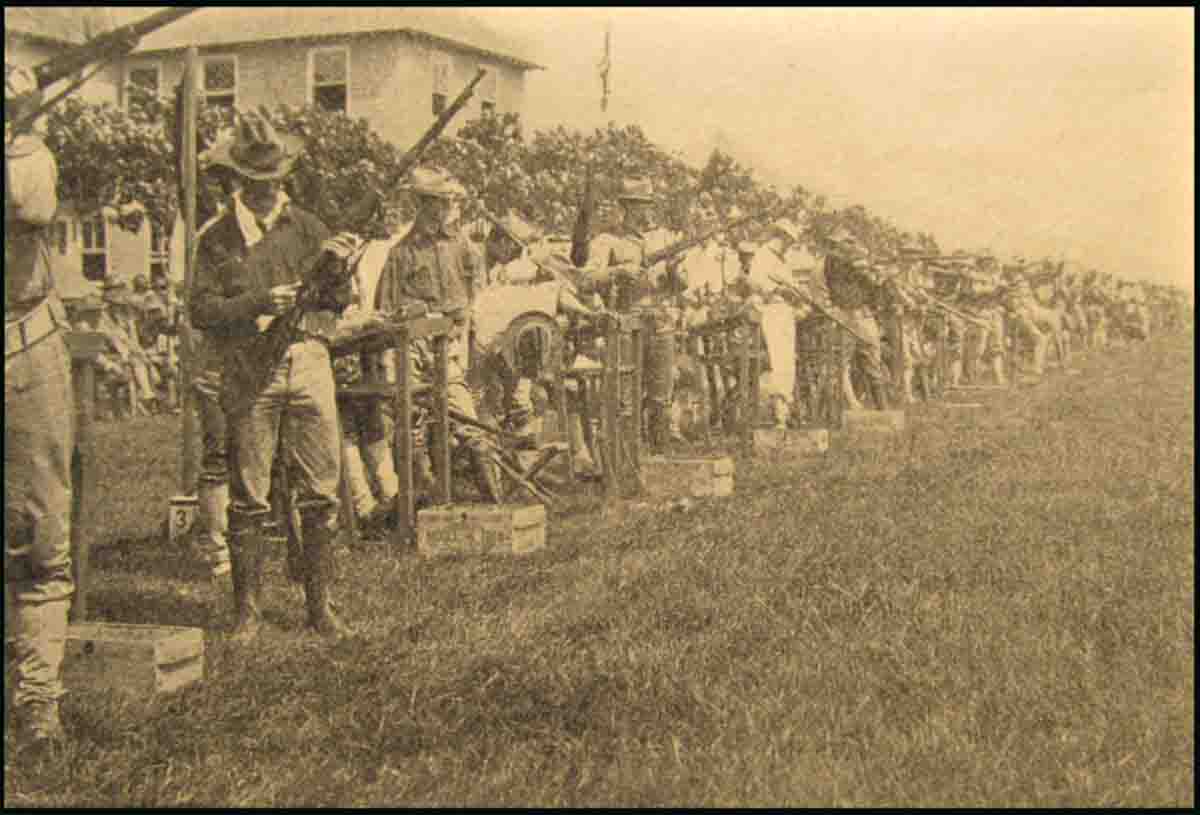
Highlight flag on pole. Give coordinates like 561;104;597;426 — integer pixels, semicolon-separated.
598;23;612;112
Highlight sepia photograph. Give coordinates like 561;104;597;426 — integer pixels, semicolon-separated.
4;5;1193;807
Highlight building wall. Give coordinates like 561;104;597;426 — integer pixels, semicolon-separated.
126;31;529;149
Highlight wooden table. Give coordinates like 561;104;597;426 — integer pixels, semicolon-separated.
330;317;455;548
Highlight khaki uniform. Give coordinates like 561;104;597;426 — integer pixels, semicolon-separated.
5;130;74;733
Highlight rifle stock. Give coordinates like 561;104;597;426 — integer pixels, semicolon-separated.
570;160;596;268
642;205;782;269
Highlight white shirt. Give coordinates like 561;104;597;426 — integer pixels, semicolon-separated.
231;190;290;248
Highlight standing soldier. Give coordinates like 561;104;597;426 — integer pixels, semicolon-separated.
188;195;236;579
959;252;1009;386
476;212;545;444
1082;269;1110;350
191;112;359;642
1002;257;1048;378
587;178;684;450
821;227;890;411
374;167;503;504
5;62;74;747
887;239;933;403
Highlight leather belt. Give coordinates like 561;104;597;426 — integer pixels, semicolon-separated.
5;297;66;359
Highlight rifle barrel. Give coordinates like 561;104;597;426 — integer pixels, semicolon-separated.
34;8;199;90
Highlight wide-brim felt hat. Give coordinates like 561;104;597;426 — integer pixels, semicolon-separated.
828;226;859;247
202;110;304;181
406;166;467;200
617;178;656;203
491;211;541;246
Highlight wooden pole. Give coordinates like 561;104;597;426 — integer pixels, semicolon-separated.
178;47;200;495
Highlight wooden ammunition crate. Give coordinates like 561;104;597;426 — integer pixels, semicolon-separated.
63;623;205;697
842;408;906;434
640;456;735;502
417;504;547;557
752;427;830;455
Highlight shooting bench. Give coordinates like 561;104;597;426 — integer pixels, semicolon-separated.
329;316;455;548
563;312;645;497
686;308;765;453
795;314;846;430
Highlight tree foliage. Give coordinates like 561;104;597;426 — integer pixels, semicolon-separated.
43;89;942;263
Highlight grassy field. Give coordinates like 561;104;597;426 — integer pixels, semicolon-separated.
4;332;1194;807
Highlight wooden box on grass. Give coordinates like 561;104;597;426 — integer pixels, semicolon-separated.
640;456;734;502
417;504;546;557
842;408;906;434
752;427;830;456
63;623;205;697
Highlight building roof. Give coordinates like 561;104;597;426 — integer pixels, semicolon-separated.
5;7;120;46
131;7;544;71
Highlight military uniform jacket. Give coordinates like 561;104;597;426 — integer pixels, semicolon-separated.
375;223;478;319
823;253;882;313
5;133;59;313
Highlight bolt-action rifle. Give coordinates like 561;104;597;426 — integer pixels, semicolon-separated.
11;8;199;135
768;274;871;345
229;69;488;402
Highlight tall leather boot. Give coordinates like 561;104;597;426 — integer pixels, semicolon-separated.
226;525;265;644
949;359;963;388
902;368;917;404
7;597;70;746
468;442;503;504
195;480;231;578
302;519;352;639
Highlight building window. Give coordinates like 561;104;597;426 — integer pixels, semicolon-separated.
479;65;498;117
125;63;160;107
309;47;349;114
431;51;451;117
149;221;170;280
81;217;108;282
202;55;237;109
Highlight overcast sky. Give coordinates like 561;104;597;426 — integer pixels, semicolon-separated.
474;7;1193;289
114;7;1192;289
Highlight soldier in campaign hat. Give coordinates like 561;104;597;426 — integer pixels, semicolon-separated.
191;110;362;642
586;177;685;450
820;227;891;411
375;166;504;503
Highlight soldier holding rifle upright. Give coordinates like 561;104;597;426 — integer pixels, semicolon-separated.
191;113;363;643
5;62;75;749
587;178;685;450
